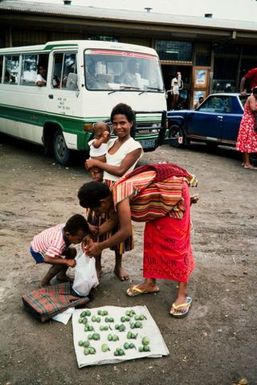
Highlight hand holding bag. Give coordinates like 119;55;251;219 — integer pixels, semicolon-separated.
72;250;99;297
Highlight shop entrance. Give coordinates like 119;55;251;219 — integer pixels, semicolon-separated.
161;64;192;110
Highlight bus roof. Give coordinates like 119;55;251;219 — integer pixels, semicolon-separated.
0;40;158;56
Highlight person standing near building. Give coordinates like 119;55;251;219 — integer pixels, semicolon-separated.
169;72;183;109
194;96;204;110
240;67;257;95
236;86;257;169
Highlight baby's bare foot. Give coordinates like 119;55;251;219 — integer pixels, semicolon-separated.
114;267;129;281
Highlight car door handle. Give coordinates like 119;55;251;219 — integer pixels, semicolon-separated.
48;94;54;99
217;116;223;120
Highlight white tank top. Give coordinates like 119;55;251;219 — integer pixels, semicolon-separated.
103;137;143;182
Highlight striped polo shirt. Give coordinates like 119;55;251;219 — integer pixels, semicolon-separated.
31;223;66;258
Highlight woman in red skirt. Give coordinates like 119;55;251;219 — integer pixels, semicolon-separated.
78;163;197;318
236;86;257;169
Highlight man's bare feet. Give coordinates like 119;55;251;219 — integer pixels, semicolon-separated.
114;266;129;281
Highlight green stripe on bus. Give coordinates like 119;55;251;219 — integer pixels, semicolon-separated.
0;104;91;151
44;43;78;50
0;104;162;149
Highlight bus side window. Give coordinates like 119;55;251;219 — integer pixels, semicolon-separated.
62;53;78;90
35;54;49;87
4;55;20;84
52;52;78;90
52;53;62;88
21;54;37;85
0;56;3;83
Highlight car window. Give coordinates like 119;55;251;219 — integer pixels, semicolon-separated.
199;96;232;113
239;95;248;107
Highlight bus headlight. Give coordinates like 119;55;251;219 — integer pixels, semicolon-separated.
83;123;94;132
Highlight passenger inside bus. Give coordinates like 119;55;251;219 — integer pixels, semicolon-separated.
35;65;47;87
62;58;78;90
120;59;142;88
86;63;98;89
86;62;111;89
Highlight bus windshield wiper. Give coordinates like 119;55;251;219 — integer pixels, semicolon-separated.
119;85;140;90
138;86;162;95
108;85;141;94
145;86;162;91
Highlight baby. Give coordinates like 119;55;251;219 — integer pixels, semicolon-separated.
87;121;110;182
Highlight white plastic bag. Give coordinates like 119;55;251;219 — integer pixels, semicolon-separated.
72;249;99;297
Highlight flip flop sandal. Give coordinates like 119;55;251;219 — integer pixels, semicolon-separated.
126;284;160;297
170;296;192;318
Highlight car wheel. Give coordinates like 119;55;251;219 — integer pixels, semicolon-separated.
53;129;71;166
168;124;188;148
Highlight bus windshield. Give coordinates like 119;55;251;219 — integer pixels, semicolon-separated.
85;49;164;92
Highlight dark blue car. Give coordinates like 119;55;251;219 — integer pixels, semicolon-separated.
167;93;247;148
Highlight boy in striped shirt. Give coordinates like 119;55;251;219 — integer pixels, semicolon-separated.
30;214;90;287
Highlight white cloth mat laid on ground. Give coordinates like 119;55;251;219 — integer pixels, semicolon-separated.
52;307;75;325
72;305;169;368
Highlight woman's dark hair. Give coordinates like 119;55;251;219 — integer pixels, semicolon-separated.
64;214;89;235
78;182;110;209
110;103;136;138
252;86;257;94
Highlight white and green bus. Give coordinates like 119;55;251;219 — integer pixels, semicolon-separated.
0;40;167;165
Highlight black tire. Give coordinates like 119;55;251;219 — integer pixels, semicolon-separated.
168;123;188;148
53;129;71;166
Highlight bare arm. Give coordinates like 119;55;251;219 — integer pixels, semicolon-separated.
248;95;257;112
44;255;76;267
98;212;119;235
36;81;46;87
86;148;142;177
84;199;132;256
240;76;247;95
91;131;110;149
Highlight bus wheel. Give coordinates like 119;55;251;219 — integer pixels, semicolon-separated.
53;129;71;166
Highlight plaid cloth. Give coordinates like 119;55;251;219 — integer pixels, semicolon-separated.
22;282;89;322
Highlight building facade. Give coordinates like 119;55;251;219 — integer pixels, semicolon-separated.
1;0;257;108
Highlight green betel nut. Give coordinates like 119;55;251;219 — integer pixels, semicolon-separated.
101;344;110;352
142;336;150;346
92;333;100;340
84;347;90;355
89;347;96;354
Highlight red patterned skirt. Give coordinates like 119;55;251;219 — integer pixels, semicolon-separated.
143;183;194;283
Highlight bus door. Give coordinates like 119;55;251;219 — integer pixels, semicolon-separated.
47;51;80;117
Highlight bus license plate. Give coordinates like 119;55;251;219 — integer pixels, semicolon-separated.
140;139;156;149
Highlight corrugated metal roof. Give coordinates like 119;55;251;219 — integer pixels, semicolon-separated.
0;0;257;32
